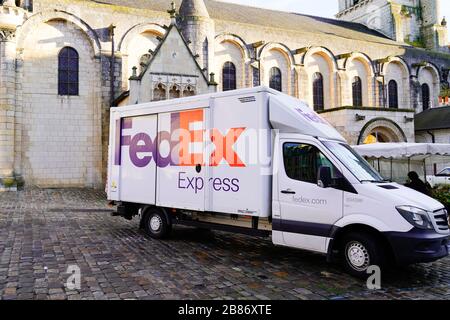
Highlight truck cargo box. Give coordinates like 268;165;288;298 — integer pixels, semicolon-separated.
107;87;344;218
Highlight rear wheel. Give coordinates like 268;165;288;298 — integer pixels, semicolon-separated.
341;232;386;278
143;208;171;239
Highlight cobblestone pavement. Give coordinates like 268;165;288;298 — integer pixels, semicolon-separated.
0;188;449;300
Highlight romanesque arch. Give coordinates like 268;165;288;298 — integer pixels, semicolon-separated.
214;33;251;61
119;23;166;90
301;46;338;109
380;56;411;109
258;43;295;94
415;62;440;111
342;52;375;107
341;52;375;75
358;117;408;145
16;10;101;55
118;23;166;52
214;34;250;90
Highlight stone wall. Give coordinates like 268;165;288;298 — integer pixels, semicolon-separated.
0;37;15;180
17;20;103;187
320;107;416;145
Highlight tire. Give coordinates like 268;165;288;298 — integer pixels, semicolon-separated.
142;208;171;239
340;232;386;279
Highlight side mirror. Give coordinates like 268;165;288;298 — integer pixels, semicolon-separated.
318;166;332;188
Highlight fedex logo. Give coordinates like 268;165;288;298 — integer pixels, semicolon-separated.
295;108;328;125
114;109;246;168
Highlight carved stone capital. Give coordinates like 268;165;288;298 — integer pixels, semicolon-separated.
0;29;16;41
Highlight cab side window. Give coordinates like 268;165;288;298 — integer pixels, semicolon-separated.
283;143;342;186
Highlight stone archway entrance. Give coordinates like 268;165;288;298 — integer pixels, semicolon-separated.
358;118;407;145
363;127;399;144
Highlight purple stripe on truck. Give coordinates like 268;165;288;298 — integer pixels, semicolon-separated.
114;119;122;166
114;118;133;166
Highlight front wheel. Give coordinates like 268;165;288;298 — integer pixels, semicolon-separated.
143;208;171;239
341;232;386;278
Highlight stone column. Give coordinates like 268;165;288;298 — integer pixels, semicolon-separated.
338;70;350;106
0;32;17;186
367;76;375;107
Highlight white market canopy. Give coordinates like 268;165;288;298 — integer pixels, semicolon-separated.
352;143;450;160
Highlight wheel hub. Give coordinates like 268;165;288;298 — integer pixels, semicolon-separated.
346;241;370;271
150;215;162;232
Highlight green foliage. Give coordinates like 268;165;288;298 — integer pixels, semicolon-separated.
400;6;412;18
432;185;450;210
440;87;450;98
405;36;426;49
1;178;16;188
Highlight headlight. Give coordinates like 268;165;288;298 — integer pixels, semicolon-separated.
396;206;433;230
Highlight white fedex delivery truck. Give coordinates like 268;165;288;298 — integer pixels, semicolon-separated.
107;86;449;277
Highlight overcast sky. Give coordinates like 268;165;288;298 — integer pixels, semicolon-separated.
222;0;450;33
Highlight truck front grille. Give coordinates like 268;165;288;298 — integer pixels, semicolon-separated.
431;209;449;233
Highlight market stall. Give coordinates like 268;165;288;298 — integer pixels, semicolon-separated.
352;143;450;184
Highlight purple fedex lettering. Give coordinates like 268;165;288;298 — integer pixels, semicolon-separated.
178;172;204;194
115;118;132;165
129;133;154;168
115;111;246;169
118;118;155;168
295;108;328;125
116;117;178;168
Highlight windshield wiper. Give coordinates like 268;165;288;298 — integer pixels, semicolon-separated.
360;179;390;183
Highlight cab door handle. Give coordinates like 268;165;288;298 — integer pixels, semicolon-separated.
281;189;296;195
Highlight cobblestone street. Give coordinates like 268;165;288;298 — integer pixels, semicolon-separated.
0;188;449;300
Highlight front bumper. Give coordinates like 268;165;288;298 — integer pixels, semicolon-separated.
384;229;449;265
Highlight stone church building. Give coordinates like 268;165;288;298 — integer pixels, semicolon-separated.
0;0;449;189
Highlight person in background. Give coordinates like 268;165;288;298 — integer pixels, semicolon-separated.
405;171;431;196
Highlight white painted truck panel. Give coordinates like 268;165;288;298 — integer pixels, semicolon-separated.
209;92;272;217
156;109;208;211
118;115;158;204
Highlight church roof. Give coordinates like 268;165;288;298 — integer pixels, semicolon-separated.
415;106;450;131
91;0;398;45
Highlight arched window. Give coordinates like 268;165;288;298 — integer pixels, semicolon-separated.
352;76;363;106
421;83;430;111
269;67;282;92
169;85;180;99
58;47;79;96
388;80;398;109
153;84;166;101
377;80;384;107
312;72;324;111
183;85;195;97
222;62;236;91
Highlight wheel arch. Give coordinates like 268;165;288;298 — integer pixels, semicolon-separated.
328;223;396;264
139;205;172;229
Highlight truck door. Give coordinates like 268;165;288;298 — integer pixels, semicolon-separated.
277;138;344;253
118;115;158;204
156;109;207;211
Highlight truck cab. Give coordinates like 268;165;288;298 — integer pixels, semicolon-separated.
272;133;449;277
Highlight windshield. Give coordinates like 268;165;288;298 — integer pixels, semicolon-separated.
322;141;385;183
438;168;450;176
